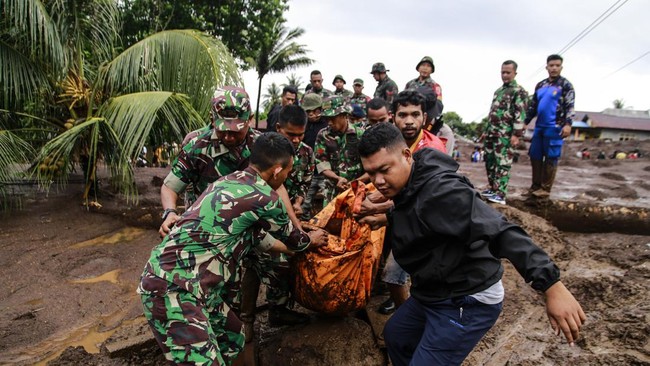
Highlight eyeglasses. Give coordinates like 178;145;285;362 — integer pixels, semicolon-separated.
307;109;322;116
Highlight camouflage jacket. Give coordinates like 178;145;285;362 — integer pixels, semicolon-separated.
487;80;529;138
334;88;353;99
164;128;261;203
525;76;575;128
304;88;334;99
284;142;315;201
139;167;309;300
350;93;371;110
373;77;399;104
405;77;443;100
314;123;365;181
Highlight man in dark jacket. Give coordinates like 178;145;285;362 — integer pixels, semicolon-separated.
358;123;585;366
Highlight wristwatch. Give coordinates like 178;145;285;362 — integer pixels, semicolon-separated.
161;208;177;220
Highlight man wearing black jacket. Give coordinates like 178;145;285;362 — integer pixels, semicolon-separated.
358;123;585;366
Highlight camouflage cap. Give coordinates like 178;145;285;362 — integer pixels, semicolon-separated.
416;56;435;72
301;93;323;111
353;78;364;86
321;96;352;117
211;86;251;131
370;62;389;74
332;74;346;85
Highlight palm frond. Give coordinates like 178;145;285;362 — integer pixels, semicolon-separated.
0;129;36;208
99;30;241;118
0;40;53;110
0;0;66;72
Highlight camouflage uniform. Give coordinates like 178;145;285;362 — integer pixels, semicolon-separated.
350;93;371;111
373;77;399;104
304;88;334;99
162;87;291;324
484;80;528;198
284;142;315;204
405;77;443;101
371;62;399;104
139;167;311;365
314;96;365;204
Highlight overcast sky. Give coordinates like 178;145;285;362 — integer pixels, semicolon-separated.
241;0;649;122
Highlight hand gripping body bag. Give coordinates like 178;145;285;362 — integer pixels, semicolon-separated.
292;181;385;315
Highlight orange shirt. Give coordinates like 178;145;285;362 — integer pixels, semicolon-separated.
409;129;447;154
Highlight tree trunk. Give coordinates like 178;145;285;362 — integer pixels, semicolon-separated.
255;76;263;129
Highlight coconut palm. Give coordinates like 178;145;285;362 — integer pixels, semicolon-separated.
612;99;625;109
262;83;282;113
283;73;304;100
0;0;240;205
251;21;313;128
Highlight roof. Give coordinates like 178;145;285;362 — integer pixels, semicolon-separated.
527;109;650;132
576;110;650;132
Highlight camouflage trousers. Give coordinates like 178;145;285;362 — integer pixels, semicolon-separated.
141;287;244;366
484;135;514;197
301;174;327;220
244;248;291;306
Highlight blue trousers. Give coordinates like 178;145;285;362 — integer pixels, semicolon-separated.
529;126;564;165
384;295;502;366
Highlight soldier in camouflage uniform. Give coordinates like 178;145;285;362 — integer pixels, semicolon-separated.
275;105;315;217
332;74;353;99
371;62;399;104
480;60;529;205
350;78;371;111
139;133;327;366
405;56;443;101
314;95;367;204
159;87;308;337
302;70;333;100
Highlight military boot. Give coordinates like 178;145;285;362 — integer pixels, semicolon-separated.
240;269;261;343
268;305;310;327
532;163;557;198
523;160;543;197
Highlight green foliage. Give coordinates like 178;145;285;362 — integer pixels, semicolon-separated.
1;0;241;206
118;0;289;70
262;83;281;113
443;112;487;140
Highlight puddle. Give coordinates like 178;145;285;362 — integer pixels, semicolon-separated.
70;269;121;284
70;227;147;249
5;308;140;366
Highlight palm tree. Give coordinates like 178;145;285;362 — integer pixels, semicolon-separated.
283;73;304;100
251;21;313;128
0;0;241;205
612;99;625;109
262;83;282;114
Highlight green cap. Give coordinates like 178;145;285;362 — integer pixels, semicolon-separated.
321;96;352;117
353;78;364;86
332;74;346;85
416;56;435;72
370;62;389;74
211;86;251;131
301;93;323;111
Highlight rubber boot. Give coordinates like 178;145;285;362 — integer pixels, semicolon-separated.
533;163;557;198
240;269;261;343
523;160;543;197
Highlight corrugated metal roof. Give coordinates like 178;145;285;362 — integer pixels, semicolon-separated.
527;110;650;131
576;111;650;131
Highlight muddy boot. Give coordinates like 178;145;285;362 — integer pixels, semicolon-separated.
533;163;557;198
268;305;310;327
523;160;543;197
240;269;261;343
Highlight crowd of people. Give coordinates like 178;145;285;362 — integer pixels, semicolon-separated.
138;54;585;366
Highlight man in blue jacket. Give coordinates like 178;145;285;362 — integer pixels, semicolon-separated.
358;123;585;366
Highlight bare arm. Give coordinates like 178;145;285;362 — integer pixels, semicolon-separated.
277;184;302;231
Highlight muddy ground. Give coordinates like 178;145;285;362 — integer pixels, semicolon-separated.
0;139;649;365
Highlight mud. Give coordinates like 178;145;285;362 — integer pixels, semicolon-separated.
0;138;649;365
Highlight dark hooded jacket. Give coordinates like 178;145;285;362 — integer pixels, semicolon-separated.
388;148;560;303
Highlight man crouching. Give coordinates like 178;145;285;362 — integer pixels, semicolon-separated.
138;133;327;366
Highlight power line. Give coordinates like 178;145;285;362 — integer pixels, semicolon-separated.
524;0;629;82
605;50;650;78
